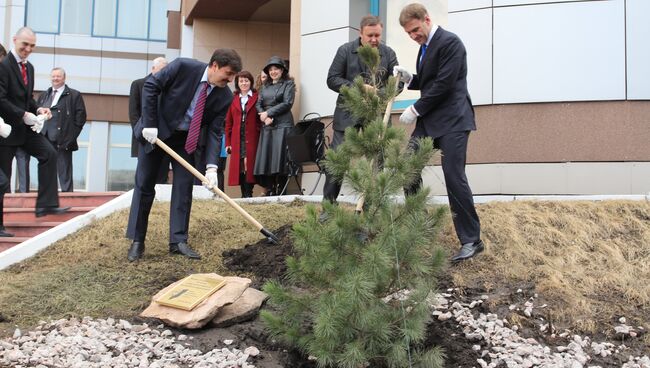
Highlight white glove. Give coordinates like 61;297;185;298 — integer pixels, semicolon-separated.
0;117;11;138
393;65;413;84
399;105;418;125
142;127;158;144
204;168;219;190
22;112;39;126
31;114;47;134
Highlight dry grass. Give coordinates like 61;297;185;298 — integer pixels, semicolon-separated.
0;200;306;334
1;198;649;339
448;200;650;333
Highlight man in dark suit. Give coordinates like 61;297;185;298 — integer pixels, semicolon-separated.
36;67;87;192
0;27;69;218
394;4;483;263
126;49;242;262
323;15;400;205
129;57;170;183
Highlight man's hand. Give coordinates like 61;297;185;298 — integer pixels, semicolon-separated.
0;117;12;139
363;84;376;93
203;168;219;190
264;117;273;126
31;114;47;134
36;107;52;120
142;128;158;144
399;105;418;125
259;112;269;121
226;146;232;154
393;66;413;84
22;112;39;126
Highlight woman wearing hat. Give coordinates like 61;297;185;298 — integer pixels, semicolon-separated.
253;56;295;196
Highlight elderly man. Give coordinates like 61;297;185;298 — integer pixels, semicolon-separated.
0;27;69;217
36;67;87;192
394;3;483;263
126;49;242;262
323;14;400;206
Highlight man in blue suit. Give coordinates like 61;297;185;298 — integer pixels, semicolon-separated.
126;49;242;262
394;3;483;263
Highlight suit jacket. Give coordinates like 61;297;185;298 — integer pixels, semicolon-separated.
128;76;147;157
36;84;87;151
409;27;476;139
0;52;38;146
327;38;399;131
135;58;232;166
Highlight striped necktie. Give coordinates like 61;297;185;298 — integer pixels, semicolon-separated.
184;82;209;154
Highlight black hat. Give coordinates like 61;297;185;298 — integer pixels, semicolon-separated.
263;56;287;75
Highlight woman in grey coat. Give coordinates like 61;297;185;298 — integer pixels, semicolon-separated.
253;56;295;195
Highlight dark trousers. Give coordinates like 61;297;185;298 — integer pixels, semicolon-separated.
45;140;74;192
0;132;60;209
126;132;195;244
0;169;9;227
322;129;347;203
239;171;254;198
405;130;480;244
15;147;30;193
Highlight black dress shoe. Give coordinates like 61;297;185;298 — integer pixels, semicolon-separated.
0;227;14;237
127;241;145;262
451;240;485;263
35;206;71;218
169;242;201;259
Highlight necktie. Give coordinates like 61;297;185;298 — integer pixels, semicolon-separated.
48;89;58;107
185;82;209;154
20;62;28;85
419;44;427;68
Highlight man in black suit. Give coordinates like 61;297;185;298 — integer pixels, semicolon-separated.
126;49;242;262
323;15;400;205
0;27;69;218
36;67;87;192
129;57;170;183
394;4;483;263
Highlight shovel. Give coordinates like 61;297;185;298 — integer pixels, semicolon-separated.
154;139;279;244
355;79;401;214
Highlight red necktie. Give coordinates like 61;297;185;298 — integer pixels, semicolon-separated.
20;62;28;85
185;82;209;154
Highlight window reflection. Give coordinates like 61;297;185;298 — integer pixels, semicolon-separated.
108;124;137;191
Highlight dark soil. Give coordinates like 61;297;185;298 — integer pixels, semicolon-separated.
187;224;648;367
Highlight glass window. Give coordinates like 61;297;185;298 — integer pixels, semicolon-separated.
73;124;91;190
108;124;137;191
26;0;60;33
149;0;168;41
60;0;92;35
93;0;117;37
117;0;149;39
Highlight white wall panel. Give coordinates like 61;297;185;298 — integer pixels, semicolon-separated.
449;0;491;12
494;0;576;5
300;28;351;118
99;58;147;95
54;34;102;51
448;8;492;105
301;0;355;35
493;0;625;103
29;52;55;91
54;54;101;94
626;0;650;100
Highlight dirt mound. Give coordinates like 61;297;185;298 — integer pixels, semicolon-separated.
222;224;295;289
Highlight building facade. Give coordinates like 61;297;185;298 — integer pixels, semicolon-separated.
2;0;649;195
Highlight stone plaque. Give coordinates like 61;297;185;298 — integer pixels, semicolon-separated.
156;274;226;311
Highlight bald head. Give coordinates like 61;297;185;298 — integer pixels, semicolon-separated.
151;57;168;75
13;27;36;60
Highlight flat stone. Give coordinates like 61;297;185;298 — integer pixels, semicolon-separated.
140;274;251;329
212;288;269;328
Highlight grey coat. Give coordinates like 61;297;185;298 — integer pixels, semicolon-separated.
326;38;399;131
255;79;295;127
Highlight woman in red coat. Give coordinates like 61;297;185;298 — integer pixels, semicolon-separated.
224;71;262;197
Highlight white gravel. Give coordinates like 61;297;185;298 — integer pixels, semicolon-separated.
0;317;257;367
429;289;650;368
